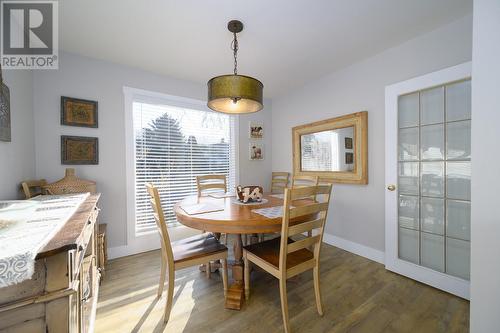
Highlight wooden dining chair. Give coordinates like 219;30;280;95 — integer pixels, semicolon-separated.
196;174;227;196
196;174;234;249
243;184;333;333
145;183;229;323
21;179;47;199
291;175;319;189
271;172;290;194
292;175;319;238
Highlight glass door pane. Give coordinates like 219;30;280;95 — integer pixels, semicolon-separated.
397;79;471;280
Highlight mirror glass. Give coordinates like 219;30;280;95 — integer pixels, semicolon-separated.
300;126;355;172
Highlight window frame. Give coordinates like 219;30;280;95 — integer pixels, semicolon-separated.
124;86;239;251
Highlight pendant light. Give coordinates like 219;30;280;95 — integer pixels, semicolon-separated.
207;20;263;114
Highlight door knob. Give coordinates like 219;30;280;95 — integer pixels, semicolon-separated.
387;184;396;191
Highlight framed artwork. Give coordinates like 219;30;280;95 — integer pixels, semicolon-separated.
249;143;264;160
0;82;11;142
345;152;354;164
61;96;98;128
345;137;353;149
61;136;99;165
249;121;263;139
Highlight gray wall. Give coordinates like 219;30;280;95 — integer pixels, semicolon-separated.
470;0;500;330
271;15;472;251
0;70;35;199
33;52;272;249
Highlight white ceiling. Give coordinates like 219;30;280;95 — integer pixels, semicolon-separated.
59;0;472;97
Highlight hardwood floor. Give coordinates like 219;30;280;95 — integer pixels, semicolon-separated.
95;240;469;333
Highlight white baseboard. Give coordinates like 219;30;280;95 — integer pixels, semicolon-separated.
108;242;160;260
322;233;385;264
109;232;386;264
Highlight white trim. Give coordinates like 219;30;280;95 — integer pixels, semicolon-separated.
124;87;136;246
109;224;203;260
109;230;385;263
232;115;241;186
323;233;385;264
386;256;470;299
384;62;471;300
123;86;208;111
108;241;160;260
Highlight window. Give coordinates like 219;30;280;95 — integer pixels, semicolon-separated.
132;96;237;235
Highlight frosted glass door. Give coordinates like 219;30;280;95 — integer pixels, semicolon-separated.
397;80;471;280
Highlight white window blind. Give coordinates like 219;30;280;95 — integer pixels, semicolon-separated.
133;100;237;234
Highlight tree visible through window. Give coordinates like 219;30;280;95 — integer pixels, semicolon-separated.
133;101;236;234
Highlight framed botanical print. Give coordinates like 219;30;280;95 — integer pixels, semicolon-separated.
249;121;263;139
249;143;264;160
61;136;99;165
61;96;98;128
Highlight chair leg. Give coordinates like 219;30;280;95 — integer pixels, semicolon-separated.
279;278;291;333
244;254;250;300
205;262;211;278
313;266;323;316
158;254;166;298
221;258;228;297
164;268;175;324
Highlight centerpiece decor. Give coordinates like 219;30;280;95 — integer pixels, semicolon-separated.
236;185;263;203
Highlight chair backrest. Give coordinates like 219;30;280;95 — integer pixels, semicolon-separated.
21;179;47;199
291;175;319;188
279;184;333;272
291;175;319;200
196;174;227;196
145;183;174;264
271;172;290;194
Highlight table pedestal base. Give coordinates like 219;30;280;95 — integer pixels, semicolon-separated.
225;282;244;310
225;234;245;310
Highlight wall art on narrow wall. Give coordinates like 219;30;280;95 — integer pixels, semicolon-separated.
345;152;354;164
249;121;263;139
345;137;353;149
0;64;11;142
61;96;98;128
61;135;99;165
249;143;264;160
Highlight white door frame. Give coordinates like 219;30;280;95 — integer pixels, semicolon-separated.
385;62;471;299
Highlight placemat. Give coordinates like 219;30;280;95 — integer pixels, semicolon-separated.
180;202;225;215
252;205;286;219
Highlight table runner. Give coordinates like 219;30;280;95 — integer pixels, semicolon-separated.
0;193;89;288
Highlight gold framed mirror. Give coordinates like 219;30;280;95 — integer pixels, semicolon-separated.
292;111;368;184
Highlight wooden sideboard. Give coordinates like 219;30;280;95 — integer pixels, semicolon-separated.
0;194;101;333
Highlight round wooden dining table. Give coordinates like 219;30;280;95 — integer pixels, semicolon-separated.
174;193;289;310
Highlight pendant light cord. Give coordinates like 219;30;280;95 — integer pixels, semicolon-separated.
231;32;238;75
